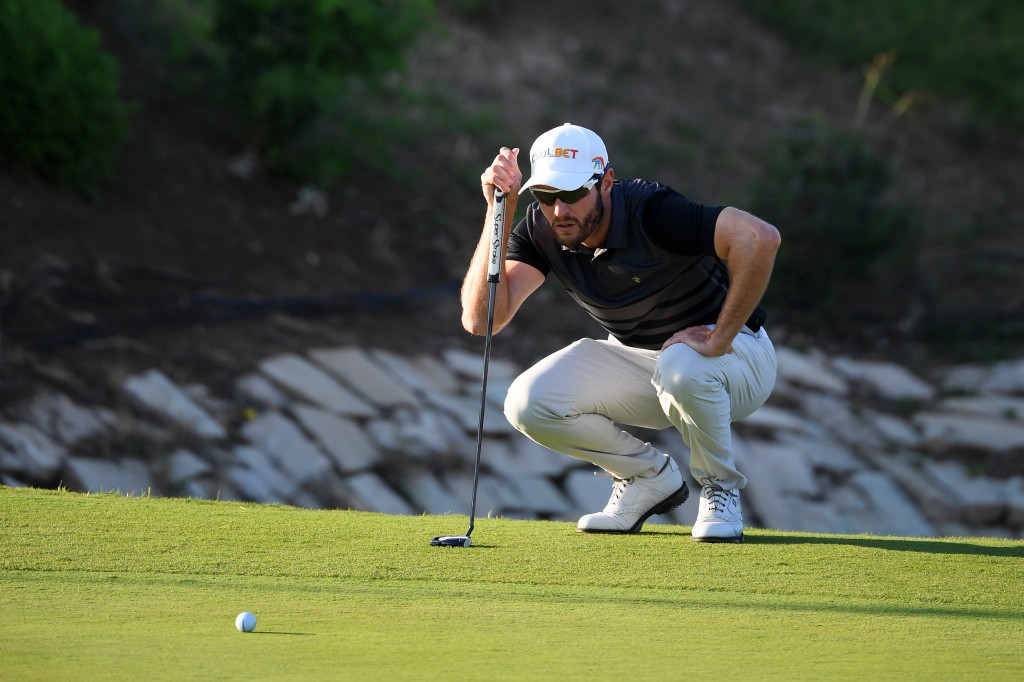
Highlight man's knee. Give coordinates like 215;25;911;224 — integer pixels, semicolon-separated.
504;373;546;433
503;373;531;430
504;370;569;437
654;346;722;403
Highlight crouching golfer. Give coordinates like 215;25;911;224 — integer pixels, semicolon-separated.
462;123;780;542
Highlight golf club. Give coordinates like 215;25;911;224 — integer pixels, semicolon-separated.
431;188;506;548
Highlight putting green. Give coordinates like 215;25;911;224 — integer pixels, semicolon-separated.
2;488;1021;680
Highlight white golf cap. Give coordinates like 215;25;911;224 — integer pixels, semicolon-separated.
519;122;609;195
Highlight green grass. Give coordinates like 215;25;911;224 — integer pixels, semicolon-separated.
2;487;1022;680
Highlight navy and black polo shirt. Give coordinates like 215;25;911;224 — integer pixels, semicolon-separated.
506;178;766;350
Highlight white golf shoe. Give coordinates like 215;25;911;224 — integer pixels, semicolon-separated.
576;457;689;534
691;483;744;543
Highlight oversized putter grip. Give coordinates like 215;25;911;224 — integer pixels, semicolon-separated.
487;189;506;283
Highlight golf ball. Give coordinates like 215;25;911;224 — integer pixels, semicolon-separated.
235;611;257;633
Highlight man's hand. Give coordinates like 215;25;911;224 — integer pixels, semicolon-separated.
661;325;734;357
481;147;522;200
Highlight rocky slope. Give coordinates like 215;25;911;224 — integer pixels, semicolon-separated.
4;341;1022;539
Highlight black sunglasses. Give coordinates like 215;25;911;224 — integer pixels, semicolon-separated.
529;174;603;206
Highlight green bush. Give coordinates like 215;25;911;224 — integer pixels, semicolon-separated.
741;0;1024;129
0;0;131;196
210;0;436;184
749;118;917;325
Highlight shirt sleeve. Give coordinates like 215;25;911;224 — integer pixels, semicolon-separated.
505;215;551;275
641;187;724;257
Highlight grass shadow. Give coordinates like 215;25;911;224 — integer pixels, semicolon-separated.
746;534;1024;558
629;529;1022;558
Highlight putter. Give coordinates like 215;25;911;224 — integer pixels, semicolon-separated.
431;189;506;548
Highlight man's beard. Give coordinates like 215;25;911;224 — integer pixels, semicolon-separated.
553;193;605;249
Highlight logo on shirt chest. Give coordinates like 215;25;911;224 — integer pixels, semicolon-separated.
602;265;642;285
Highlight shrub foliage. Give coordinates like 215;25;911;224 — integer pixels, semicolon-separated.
0;0;131;196
749;118;917;325
742;0;1024;128
211;0;435;183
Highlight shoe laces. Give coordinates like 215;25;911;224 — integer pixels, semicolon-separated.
596;471;634;502
704;485;731;513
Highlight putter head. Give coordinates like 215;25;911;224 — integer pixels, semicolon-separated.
430;535;471;548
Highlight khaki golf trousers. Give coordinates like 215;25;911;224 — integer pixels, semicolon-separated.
503;326;777;490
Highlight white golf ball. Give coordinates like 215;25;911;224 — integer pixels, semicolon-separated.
235;611;257;633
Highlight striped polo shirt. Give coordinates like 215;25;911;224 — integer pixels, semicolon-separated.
506;178;765;350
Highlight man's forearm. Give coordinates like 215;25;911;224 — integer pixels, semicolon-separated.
460;200;516;335
712;209;781;349
715;252;775;340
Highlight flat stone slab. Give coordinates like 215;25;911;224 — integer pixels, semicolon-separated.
508;436;573;476
178;478;214;500
740;405;813;434
914;412;1024;452
400;471;464;515
849;470;937;537
743;490;801;533
289;488;326;510
862;409;922;448
406;407;473;458
167;448;212;484
226;466;288;505
344;473;415;515
441;472;515;518
1008;477;1024;525
938;395;1024;421
366;408;473;460
860;451;960;523
292;405;381;472
0;422;67;481
309;346;417;408
562;469;613;513
775;346;848;395
21;391;111;445
480;436;573;480
473;437;516;473
123;369;226;439
65;457;153;495
503;475;572;515
980;358;1024;394
777;497;854;534
484;376;515;409
830;357;936;402
733;437;809;532
258;353;376;417
442;348;521;383
370;349;458;395
797;393;879;448
740;439;818;496
772;431;864;476
422;391;517;435
231;445;301;499
240;411;333;483
410;355;462;393
234;373;290;409
938;364;991;394
921;459;1007;524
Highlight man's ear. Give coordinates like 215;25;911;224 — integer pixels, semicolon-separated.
601;168;615;193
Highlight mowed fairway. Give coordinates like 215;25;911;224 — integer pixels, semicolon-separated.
1;487;1021;680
